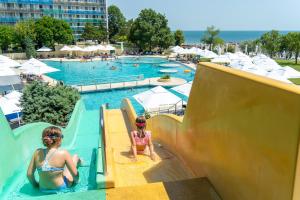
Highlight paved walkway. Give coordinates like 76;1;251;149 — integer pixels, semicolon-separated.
74;77;187;92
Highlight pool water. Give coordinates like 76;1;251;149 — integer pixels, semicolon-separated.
44;57;195;85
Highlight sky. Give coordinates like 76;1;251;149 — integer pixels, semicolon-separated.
108;0;300;31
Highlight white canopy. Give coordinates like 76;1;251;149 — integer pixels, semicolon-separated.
252;54;281;71
211;55;231;63
133;86;184;113
0;97;21;115
282;66;300;79
71;46;83;51
82;45;98;52
20;58;59;75
171;81;193;97
171;46;184;53
60;45;73;51
4;90;22;106
0;67;17;76
104;45;116;51
37;46;52;52
0;55;21;68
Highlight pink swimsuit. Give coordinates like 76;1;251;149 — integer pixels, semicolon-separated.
132;131;151;146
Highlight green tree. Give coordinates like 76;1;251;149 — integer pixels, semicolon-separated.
260;30;281;58
128;9;174;51
81;22;107;42
24;37;36;59
174;30;185;46
0;25;15;51
240;39;259;54
108;5;126;42
285;32;300;64
81;22;99;41
35;16;73;48
21;81;80;126
14;20;36;49
201;26;224;48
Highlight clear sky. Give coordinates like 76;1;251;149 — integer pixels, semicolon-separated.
107;0;300;31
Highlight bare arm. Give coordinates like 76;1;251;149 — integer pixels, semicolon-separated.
130;131;137;159
27;151;39;188
64;151;79;183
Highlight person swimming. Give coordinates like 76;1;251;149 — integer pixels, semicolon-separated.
27;126;81;194
110;66;117;70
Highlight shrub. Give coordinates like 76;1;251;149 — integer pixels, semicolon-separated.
160;74;170;79
20;81;80;126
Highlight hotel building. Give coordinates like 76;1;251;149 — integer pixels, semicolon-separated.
0;0;107;39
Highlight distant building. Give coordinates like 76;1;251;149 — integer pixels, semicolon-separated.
0;0;107;40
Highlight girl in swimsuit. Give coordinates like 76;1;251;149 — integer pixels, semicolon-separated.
27;126;81;193
130;116;156;161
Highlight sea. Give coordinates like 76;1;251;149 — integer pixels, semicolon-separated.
183;31;291;45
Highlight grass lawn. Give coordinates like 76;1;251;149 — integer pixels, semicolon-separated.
276;59;300;85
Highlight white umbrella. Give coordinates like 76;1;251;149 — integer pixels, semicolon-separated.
95;45;106;51
71;46;83;51
0;55;21;68
211;55;231;64
0;67;17;76
4;90;22;100
20;58;59;75
37;46;52;52
104;45;115;51
60;45;73;51
171;81;193;97
0;97;21;115
282;66;300;79
133;86;184;112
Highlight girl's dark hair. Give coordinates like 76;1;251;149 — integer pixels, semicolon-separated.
135;116;146;137
42;126;63;148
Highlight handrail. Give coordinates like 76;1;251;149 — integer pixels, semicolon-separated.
100;104;107;175
147;99;185;116
68;74;144;86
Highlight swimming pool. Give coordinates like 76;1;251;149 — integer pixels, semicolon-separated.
44;57;195;85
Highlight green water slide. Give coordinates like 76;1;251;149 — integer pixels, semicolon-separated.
0;100;105;199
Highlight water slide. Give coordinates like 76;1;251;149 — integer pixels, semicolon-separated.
101;62;300;200
100;104;220;199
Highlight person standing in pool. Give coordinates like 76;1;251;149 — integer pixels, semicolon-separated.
130;116;156;161
27;126;81;193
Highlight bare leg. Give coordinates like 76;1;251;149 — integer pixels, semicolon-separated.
63;154;80;187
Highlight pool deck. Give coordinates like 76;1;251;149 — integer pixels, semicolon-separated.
74;77;187;93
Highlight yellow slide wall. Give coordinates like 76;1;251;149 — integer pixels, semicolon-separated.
144;62;300;200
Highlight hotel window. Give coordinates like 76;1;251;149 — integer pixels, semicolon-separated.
39;5;43;9
50;5;53;9
58;5;61;9
30;4;34;9
31;13;34;17
59;14;62;18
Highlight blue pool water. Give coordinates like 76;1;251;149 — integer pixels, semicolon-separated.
44;57;195;85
